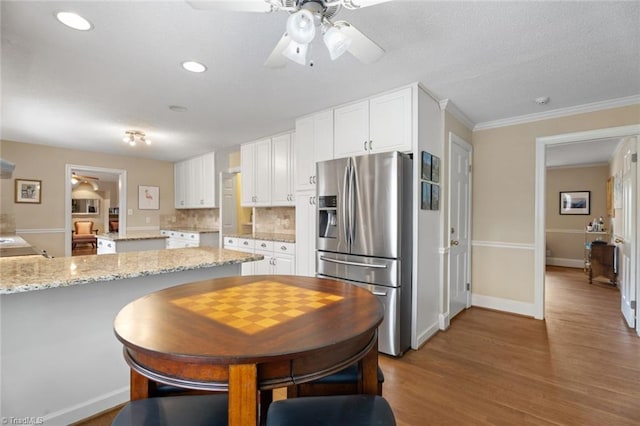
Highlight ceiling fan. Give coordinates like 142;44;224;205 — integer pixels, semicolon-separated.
187;0;392;67
71;172;100;190
71;172;99;182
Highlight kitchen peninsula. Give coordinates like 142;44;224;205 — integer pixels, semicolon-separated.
0;247;262;424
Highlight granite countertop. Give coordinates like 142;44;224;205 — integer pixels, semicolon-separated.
225;232;296;244
161;227;220;234
0;248;263;295
98;231;168;241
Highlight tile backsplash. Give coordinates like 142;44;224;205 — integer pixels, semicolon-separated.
161;209;219;229
254;207;295;235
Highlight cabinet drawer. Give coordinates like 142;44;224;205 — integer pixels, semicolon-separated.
237;238;255;251
274;242;295;255
255;240;274;252
223;237;238;247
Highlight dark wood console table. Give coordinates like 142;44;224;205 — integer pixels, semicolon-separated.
589;243;617;285
114;275;384;426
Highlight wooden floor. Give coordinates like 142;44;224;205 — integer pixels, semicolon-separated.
72;245;96;256
76;266;640;425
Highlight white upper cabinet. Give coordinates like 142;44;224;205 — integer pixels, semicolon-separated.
271;133;295;206
241;138;272;207
333;87;413;158
295;110;334;191
174;152;217;209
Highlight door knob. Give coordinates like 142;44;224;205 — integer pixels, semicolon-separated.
451;240;459;246
615;238;624;244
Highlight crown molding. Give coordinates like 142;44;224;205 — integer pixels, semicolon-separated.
439;99;475;131
474;95;640;131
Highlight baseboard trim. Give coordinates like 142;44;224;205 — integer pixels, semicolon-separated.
414;321;440;349
16;228;65;234
43;387;128;425
438;313;450;330
546;257;584;268
471;294;535;318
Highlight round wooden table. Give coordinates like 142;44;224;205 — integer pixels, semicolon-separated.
114;275;384;426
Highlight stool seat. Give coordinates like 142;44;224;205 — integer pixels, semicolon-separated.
287;364;385;398
112;394;228;426
266;395;396;426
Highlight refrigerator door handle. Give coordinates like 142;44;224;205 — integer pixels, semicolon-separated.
348;160;355;246
372;291;387;297
342;163;350;246
319;255;388;269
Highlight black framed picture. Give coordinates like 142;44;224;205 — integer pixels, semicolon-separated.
421;182;432;210
421;151;432;181
431;155;440;183
431;184;440;210
559;191;590;215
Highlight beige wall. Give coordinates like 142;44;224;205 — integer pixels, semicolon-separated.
472;104;640;306
545;165;609;262
0;139;175;257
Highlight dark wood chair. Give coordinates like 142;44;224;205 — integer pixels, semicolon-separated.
287;364;384;398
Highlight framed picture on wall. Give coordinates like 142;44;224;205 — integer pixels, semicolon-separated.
139;185;159;210
421;151;432;181
15;179;42;204
559;190;590;215
431;155;440;183
421;182;432;210
431;184;440;210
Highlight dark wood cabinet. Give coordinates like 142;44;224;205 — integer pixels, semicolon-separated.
589;243;617;285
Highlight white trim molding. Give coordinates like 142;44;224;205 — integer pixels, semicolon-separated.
472;240;535;250
414;320;440;350
546;257;584;269
16;228;65;234
43;387;128;426
545;228;587;234
475;95;640;131
471;294;536;317
439;99;475;130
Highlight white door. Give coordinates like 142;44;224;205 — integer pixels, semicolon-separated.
219;172;237;246
619;137;637;328
448;134;472;320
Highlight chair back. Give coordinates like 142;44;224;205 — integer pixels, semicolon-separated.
74;221;94;235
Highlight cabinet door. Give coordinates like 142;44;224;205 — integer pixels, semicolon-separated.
253;138;272;206
369;87;412;153
254;249;273;275
186;156;200;208
200;152;216;207
295;190;316;277
272;134;294;206
174;161;187;208
240;143;256;206
334;100;369;158
274;254;295;275
295;116;314;190
314;109;334;164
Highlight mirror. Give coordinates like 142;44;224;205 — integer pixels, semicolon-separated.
72;199;100;214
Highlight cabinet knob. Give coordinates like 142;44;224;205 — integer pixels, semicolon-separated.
243;241;248;245
615;238;624;244
312;176;316;184
309;176;313;184
229;239;234;244
368;140;373;151
261;243;267;248
364;140;368;151
281;245;286;251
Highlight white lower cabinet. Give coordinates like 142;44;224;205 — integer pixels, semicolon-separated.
224;236;295;276
295;190;316;277
161;230;219;249
97;237;166;254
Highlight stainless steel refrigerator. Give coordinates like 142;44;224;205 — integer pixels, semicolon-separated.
316;151;412;356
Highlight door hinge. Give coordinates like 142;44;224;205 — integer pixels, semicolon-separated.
631;300;637;310
466;283;470;291
632;153;637;163
468;164;472;173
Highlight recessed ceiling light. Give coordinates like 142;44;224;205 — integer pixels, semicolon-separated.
55;12;93;31
169;105;189;112
181;61;207;73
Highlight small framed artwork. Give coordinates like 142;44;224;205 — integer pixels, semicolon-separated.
559;191;590;215
421;182;432;210
431;184;440;210
139;185;159;210
15;179;42;204
431;155;440;183
421;151;432;181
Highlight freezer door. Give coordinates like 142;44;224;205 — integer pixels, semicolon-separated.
351;152;402;258
316;157;350;254
317;251;400;287
317;273;402;356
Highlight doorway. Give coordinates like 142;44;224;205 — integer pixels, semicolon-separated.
65;164;127;257
534;125;640;336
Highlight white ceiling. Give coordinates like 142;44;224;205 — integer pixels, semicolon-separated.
2;1;639;163
546;137;623;168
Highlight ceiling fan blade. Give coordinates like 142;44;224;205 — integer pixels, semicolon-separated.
335;21;385;64
73;173;100;181
344;0;393;9
186;0;276;12
264;33;291;68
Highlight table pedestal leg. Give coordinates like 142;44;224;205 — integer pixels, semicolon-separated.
229;363;258;426
360;339;379;395
130;369;151;401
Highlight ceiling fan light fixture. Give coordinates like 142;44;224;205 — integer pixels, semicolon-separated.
282;40;309;66
286;9;316;44
55;11;93;31
124;130;151;147
323;25;352;60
